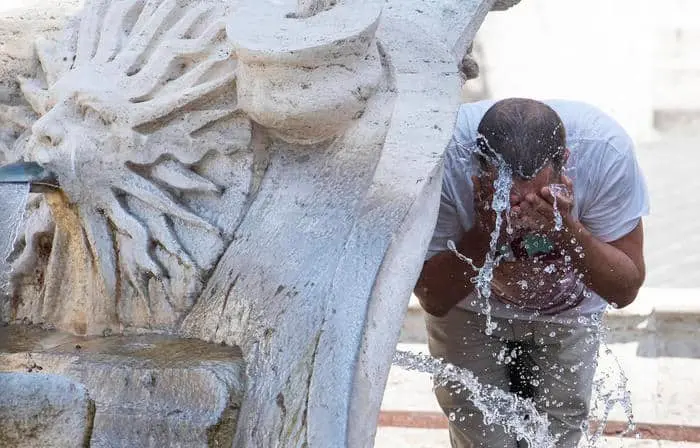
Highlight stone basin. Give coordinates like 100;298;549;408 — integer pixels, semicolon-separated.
0;325;246;448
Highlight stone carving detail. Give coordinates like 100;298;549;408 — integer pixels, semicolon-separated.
229;2;382;144
0;0;512;446
1;0;388;336
7;0;254;333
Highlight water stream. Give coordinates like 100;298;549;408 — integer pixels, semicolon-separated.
549;183;567;232
0;183;29;290
582;314;636;446
393;349;558;447
393;147;636;445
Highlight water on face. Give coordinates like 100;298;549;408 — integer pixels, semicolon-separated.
393;151;636;445
0;183;29;289
548;183;567;232
473;160;513;335
447;160;512;335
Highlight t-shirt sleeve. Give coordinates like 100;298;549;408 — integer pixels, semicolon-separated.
580;141;650;243
425;104;483;260
425;140;466;260
425;188;463;259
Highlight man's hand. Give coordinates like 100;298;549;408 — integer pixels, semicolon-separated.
511;175;575;235
415;224;491;317
472;173;497;232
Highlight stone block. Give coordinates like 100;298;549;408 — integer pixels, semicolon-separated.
0;325;246;448
0;372;94;448
0;0;517;445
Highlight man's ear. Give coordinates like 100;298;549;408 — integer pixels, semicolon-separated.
563;148;570;165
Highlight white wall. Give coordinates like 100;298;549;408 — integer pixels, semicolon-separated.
467;0;656;142
653;0;700;113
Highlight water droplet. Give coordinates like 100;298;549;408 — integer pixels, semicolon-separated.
392;348;557;447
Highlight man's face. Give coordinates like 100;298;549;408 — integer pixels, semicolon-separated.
509;165;560;207
509;165;562;234
474;159;565;237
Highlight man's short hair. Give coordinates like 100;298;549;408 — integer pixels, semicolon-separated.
476;98;566;179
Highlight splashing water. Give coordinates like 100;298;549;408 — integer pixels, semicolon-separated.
394;139;636;446
392;142;549;443
0;183;29;290
582;313;636;446
393;350;558;448
447;137;514;335
472;160;513;335
548;183;568;232
392;151;556;444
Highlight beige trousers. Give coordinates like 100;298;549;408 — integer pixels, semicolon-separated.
425;307;599;448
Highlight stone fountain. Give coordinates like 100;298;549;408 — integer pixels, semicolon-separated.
0;0;519;446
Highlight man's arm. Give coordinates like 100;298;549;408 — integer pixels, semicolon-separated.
558;140;648;308
414;226;490;317
561;217;645;308
523;171;646;309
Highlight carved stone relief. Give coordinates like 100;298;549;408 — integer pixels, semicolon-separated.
0;0;521;446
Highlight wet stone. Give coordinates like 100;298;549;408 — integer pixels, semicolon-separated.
0;325;246;447
0;372;94;448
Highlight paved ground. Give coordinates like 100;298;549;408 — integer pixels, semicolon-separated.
377;316;700;447
377;132;700;447
636;134;700;288
375;428;700;448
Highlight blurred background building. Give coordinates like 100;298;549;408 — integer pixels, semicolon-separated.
464;0;699;143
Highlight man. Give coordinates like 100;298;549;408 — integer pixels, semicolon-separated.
414;98;649;447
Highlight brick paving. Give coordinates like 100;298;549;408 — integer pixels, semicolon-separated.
378;411;700;444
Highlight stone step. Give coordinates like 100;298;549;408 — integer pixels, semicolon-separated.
400;288;700;345
654;109;700;133
0;373;93;448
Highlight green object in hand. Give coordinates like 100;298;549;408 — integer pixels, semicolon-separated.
522;233;554;257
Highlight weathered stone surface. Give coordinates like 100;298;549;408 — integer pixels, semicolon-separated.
0;0;515;446
0;1;81;105
0;372;94;448
0;325;245;448
492;0;522;11
229;2;384;144
182;1;506;447
0;0;81;157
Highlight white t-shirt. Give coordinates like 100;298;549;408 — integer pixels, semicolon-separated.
426;99;650;323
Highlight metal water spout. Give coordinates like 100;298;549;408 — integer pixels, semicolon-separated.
0;161;59;193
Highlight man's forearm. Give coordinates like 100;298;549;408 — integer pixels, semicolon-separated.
414;231;489;316
560;217;644;308
414;251;475;317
